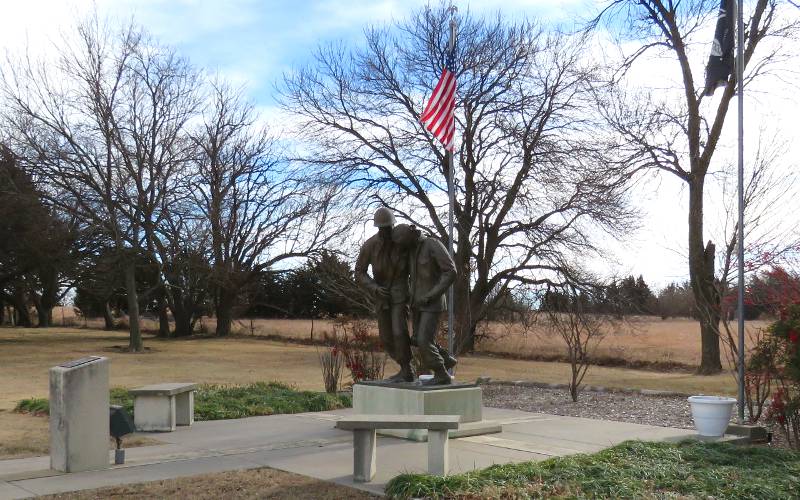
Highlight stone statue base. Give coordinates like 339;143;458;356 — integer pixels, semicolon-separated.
356;379;477;391
352;380;502;441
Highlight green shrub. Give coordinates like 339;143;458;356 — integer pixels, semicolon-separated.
192;382;351;420
110;387;134;415
386;440;800;499
14;398;49;415
14;382;351;422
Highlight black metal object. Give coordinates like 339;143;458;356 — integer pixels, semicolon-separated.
109;405;135;451
59;356;101;369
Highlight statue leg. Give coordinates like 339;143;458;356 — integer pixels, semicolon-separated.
391;303;412;364
387;303;414;382
435;344;458;370
376;307;397;363
415;310;451;385
407;320;456;370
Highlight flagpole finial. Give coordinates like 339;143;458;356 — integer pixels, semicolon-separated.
447;1;458;17
448;2;457;42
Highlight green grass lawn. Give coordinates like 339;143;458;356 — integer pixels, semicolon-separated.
386;440;800;499
15;382;350;421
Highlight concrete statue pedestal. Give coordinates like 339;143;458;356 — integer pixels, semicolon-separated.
353;380;501;441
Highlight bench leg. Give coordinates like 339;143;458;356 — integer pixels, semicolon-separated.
353;429;377;482
428;430;449;476
134;395;176;432
175;391;194;426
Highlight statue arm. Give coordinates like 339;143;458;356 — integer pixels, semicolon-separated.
425;239;457;299
355;240;379;293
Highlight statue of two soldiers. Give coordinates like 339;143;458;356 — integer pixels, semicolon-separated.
355;207;457;385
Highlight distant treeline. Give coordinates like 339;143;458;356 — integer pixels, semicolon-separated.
70;251;373;328
0;144;790;330
539;274;780;321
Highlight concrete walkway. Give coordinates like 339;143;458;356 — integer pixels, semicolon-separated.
0;407;704;499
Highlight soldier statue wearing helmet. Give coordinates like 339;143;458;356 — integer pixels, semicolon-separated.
355;207;456;384
372;206;395;229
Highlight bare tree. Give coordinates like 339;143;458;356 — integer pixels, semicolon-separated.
0;18;150;349
191;80;345;336
112;36;203;338
280;5;636;353
591;0;799;373
542;285;614;402
1;15;205;348
714;133;800;420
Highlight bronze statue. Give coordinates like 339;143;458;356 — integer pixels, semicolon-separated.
355;208;415;382
393;224;457;385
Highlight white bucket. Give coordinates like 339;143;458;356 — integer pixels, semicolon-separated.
687;395;736;437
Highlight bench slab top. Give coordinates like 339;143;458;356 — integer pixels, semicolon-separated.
335;414;460;430
129;383;197;396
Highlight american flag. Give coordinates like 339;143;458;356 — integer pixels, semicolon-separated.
420;48;456;152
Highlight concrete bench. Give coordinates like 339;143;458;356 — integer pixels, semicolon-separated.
335;414;460;482
129;383;197;432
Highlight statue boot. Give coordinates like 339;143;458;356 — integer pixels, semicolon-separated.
385;363;416;383
440;347;457;370
422;365;452;386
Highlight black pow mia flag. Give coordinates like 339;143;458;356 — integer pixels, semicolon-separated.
704;0;736;96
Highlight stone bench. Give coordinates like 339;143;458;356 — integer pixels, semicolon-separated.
335;414;460;482
129;383;197;432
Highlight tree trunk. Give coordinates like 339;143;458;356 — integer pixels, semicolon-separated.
157;293;170;338
172;307;193;337
697;241;722;374
215;287;235;337
699;310;722;373
14;306;32;327
124;260;143;352
171;292;194;337
11;290;32;327
36;266;59;328
0;299;4;325
570;380;579;402
102;301;115;330
449;258;474;354
36;303;52;328
688;179;722;374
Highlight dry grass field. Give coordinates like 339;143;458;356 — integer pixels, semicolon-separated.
476;316;770;369
151;316;765;370
50;307;766;369
0;326;738;409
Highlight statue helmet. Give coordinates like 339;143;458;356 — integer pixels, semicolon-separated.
373;207;396;228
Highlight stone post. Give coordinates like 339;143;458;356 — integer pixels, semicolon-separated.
49;356;110;472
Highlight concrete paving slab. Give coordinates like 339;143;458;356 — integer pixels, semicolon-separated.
0;482;35;500
259;433;543;496
502;413;697;450
461;434;600;457
0;457;50;478
149;413;345;451
0;407;740;499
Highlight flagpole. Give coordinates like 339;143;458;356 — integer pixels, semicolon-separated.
446;6;456;357
736;0;745;423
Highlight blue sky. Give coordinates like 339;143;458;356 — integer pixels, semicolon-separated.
89;0;588;103
2;0;798;288
1;1;592;111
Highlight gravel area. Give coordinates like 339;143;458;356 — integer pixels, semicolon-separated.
483;383;797;450
483;383;696;429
